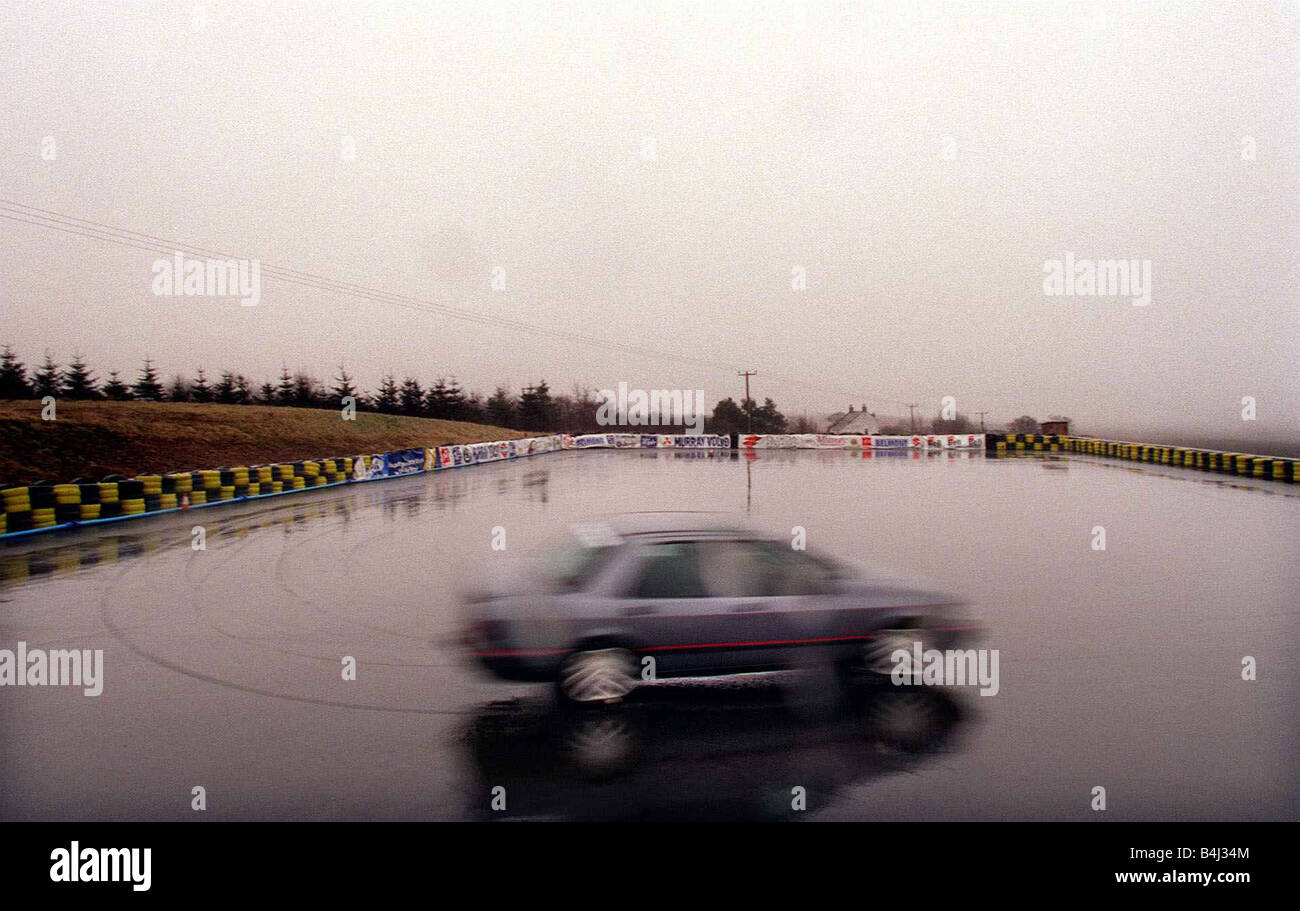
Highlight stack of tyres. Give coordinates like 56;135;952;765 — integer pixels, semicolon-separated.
271;464;292;492
229;467;251;498
253;465;275;495
53;483;81;525
137;475;163;512
118;479;146;515
2;486;33;533
78;481;101;520
198;469;223;501
29;484;58;529
98;481;121;517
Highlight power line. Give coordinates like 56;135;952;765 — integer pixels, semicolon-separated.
0;199;933;409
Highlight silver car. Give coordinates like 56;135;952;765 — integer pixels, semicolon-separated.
462;512;974;703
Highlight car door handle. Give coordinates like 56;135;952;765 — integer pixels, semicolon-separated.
619;605;659;617
730;603;770;613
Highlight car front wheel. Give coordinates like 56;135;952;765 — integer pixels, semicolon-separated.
559;648;638;704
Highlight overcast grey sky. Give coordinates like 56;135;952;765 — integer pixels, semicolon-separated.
2;0;1296;438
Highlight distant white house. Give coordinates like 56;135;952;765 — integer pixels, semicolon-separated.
824;405;881;435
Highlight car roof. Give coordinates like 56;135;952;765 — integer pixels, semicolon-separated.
593;511;758;538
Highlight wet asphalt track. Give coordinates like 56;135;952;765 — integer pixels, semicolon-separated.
1;449;1297;820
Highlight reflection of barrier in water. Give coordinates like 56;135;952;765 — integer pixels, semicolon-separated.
464;682;968;820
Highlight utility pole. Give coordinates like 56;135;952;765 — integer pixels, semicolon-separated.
906;403;918;433
738;370;757;432
975;411;988;433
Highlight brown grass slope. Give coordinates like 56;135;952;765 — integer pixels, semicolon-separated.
0;401;530;486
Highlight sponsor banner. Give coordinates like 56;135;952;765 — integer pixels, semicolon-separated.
640;434;659;448
574;433;615;448
660;434;729;449
424;448;438;470
385;448;426;477
611;433;641;449
918;434;983;450
813;434;855;449
352;455;372;480
469;442;502;463
869;435;915;449
740;434;800;449
357;453;388;479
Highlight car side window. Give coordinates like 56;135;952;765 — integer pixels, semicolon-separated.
629;543;708;598
758;544;840;596
696;540;780;598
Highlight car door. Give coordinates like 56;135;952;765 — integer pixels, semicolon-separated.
757;545;881;662
612;539;797;676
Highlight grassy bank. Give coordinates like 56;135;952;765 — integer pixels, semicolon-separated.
0;401;530;486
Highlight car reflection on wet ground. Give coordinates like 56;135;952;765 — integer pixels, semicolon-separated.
466;678;968;820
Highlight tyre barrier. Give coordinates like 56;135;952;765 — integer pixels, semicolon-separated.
5;429;1291;541
0;437;562;541
984;434;1298;482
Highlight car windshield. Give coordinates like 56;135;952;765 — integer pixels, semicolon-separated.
544;524;624;588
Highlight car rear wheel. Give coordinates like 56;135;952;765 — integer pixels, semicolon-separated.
559;648;638;704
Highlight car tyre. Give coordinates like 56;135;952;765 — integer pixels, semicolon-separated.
859;628;922;676
559;648;638;705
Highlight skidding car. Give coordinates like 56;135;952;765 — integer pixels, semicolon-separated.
461;512;975;703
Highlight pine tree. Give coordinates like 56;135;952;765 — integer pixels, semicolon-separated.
103;370;132;401
425;377;451;419
214;370;240;404
258;382;276;404
32;352;62;398
166;375;190;402
0;345;30;399
276;365;295;405
517;380;554;431
131;357;164;400
399;377;425;416
62;353;100;399
233;374;253;404
191;368;212;403
330;364;358;408
486;386;515;428
374;374;399;413
444;378;469;421
460;391;485;424
292;372;320;407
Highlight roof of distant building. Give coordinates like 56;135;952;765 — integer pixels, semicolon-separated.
825;411;881;434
